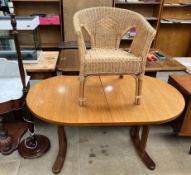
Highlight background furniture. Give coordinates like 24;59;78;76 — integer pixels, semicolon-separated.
12;0;63;49
26;75;184;173
114;0;191;57
156;0;191;57
10;0;190;56
24;51;59;79
145;52;186;77
1;0;190;75
74;7;156;106
168;74;191;136
0;16;40;64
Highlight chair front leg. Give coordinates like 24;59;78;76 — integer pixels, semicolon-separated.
79;75;87;106
135;75;143;105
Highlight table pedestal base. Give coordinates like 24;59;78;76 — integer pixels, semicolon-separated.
130;126;155;170
18;135;50;159
52;126;67;174
52;125;155;174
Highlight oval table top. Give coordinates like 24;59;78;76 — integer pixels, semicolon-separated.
27;75;185;126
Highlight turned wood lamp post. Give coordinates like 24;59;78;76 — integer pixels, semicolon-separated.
0;13;50;157
0;13;29;155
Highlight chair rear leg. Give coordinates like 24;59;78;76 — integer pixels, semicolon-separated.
79;75;86;106
135;75;143;105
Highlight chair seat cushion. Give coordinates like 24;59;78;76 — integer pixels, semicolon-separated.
84;49;143;74
0;76;30;103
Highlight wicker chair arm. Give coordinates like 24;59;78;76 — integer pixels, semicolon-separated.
76;31;86;59
73;15;87;72
129;23;156;61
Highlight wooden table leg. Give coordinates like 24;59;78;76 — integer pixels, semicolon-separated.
130;125;156;170
189;147;191;154
52;126;67;174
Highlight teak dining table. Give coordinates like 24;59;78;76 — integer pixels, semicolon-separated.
26;75;185;174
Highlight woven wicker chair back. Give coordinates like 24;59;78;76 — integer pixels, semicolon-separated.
74;7;155;58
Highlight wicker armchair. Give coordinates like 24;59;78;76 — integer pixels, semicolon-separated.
73;7;156;106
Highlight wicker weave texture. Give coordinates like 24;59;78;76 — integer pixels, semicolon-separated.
73;7;156;74
84;48;142;74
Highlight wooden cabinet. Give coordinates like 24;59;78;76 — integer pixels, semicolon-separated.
12;0;63;49
168;75;191;136
156;0;191;57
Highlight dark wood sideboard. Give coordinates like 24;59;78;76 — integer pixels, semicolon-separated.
168;75;191;136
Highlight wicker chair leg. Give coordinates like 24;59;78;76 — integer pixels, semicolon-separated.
79;75;86;106
135;75;143;105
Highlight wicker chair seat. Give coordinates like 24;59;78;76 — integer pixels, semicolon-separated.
84;48;142;74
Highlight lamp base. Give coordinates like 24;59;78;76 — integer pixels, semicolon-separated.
18;135;50;159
